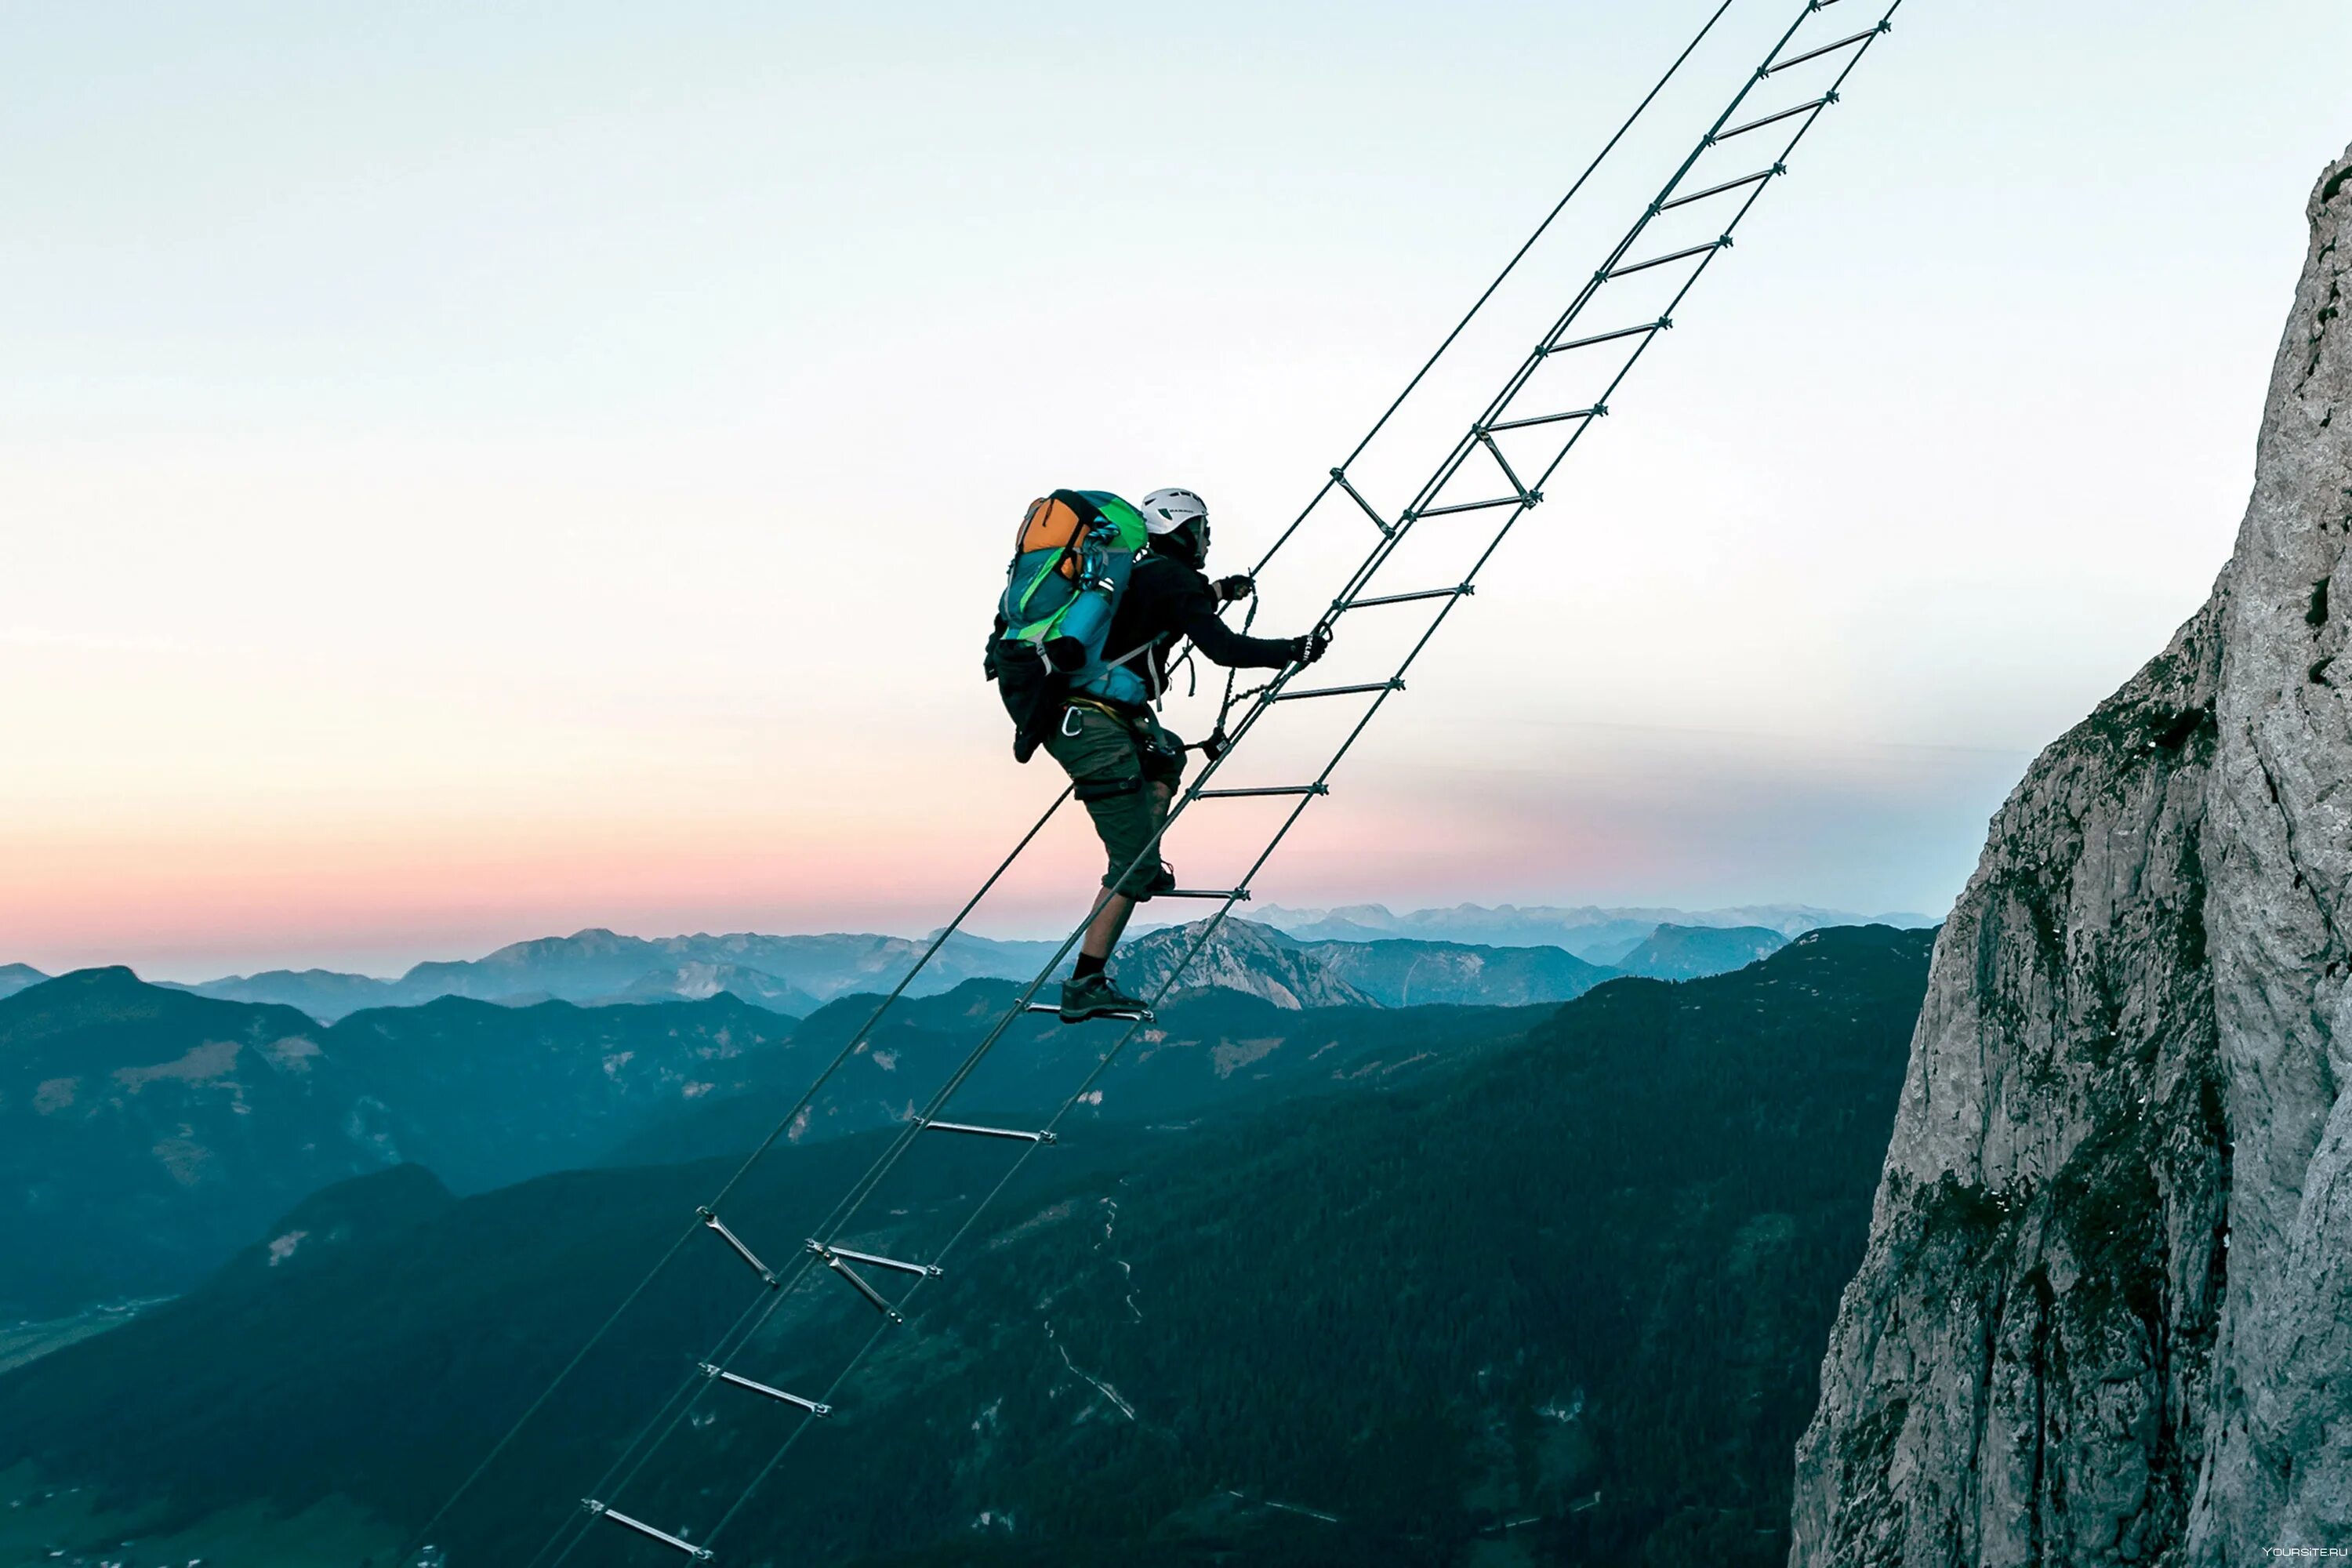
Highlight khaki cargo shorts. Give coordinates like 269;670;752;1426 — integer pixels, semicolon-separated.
1042;702;1186;898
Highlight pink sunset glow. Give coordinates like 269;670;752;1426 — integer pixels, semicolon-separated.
6;0;2325;982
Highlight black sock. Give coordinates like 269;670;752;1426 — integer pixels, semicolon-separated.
1074;952;1107;982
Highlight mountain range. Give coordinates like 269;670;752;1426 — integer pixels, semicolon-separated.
4;913;1805;1328
165;927;1062;1021
0;925;1936;1567
5;934;1583;1322
1247;902;1936;964
3;901;1913;1025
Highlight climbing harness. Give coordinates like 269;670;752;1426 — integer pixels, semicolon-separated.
399;2;1908;1560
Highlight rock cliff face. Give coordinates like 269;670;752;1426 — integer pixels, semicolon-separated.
1790;147;2352;1563
1118;918;1377;1009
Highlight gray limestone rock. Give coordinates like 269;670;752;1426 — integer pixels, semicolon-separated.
1791;144;2352;1565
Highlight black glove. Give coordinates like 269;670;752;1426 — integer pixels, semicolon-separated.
1214;574;1256;604
1287;625;1334;666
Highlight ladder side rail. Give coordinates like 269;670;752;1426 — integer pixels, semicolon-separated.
691;490;1539;1549
1456;2;1838;452
1497;0;1898;474
680;5;1915;1544
699;0;1900;1352
519;1288;783;1568
780;635;1334;1255
564;608;1385;1558
397;784;1080;1568
528;2;1911;1552
1463;6;1885;459
557;155;1730;1544
1341;0;1840;564
1250;0;1743;579
703;635;1334;1308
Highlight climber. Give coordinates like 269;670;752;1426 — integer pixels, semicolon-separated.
1046;488;1330;1023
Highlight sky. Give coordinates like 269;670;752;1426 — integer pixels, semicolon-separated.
5;1;2350;980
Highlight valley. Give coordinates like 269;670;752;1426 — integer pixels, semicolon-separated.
0;925;1933;1567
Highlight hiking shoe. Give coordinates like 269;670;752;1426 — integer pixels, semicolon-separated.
1059;972;1153;1025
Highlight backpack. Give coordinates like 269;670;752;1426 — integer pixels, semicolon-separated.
986;489;1149;761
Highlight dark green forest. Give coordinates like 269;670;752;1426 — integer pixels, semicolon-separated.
0;927;1933;1566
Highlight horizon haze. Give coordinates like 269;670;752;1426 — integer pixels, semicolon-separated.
9;1;2350;977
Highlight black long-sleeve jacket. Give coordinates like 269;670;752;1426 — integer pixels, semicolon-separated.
1102;554;1295;703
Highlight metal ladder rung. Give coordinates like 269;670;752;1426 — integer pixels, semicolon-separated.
1474;429;1536;500
925;1120;1058;1145
812;1240;940;1279
1712;95;1833;143
1766;25;1882;74
700;1363;831;1416
1196;784;1331;799
1544;319;1668;354
1605;238;1726;280
1022;1000;1152;1021
1659;165;1782;211
808;1244;906;1323
697;1207;777;1287
1415;494;1530;519
584;1501;713;1560
1483;405;1604;434
1328;468;1397;538
1274;679;1404;702
1337;584;1472;612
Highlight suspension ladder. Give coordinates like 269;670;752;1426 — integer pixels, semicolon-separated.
407;2;1908;1559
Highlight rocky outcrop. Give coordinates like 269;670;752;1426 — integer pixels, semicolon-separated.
1614;921;1788;980
1791;145;2352;1564
1117;919;1376;1010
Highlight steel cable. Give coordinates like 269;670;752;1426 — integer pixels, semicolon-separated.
409;0;1908;1557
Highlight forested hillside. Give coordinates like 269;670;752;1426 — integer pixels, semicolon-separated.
0;969;795;1316
0;927;1932;1566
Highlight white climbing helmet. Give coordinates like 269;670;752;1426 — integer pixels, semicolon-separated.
1139;488;1209;535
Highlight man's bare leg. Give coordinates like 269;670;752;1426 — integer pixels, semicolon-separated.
1080;889;1136;962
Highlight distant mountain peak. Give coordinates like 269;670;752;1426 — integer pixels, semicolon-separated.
1614;924;1787;982
45;964;143;989
1116;919;1376;1011
1247;901;1935;963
